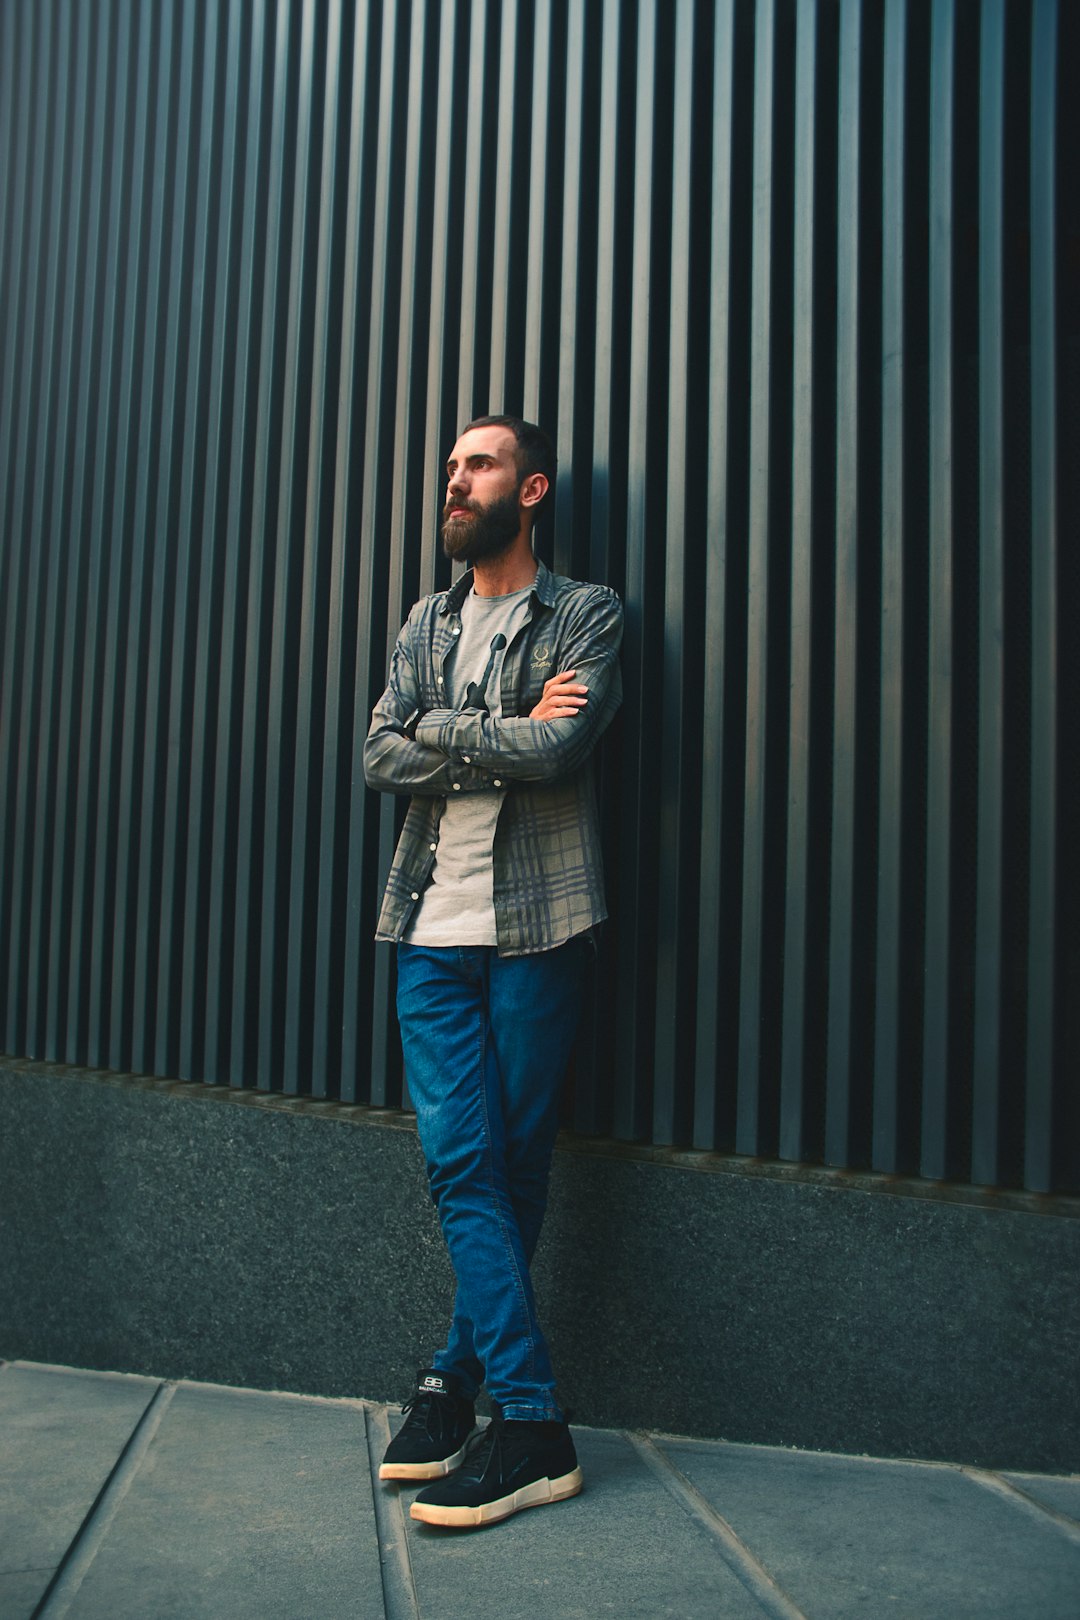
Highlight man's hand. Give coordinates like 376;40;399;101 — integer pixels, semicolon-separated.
530;669;589;721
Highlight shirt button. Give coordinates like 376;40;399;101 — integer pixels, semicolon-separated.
463;754;471;764
410;892;419;901
493;779;503;788
452;626;460;636
452;783;462;791
429;842;437;852
437;675;443;684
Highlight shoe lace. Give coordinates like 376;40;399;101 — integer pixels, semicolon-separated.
399;1389;455;1442
456;1412;505;1484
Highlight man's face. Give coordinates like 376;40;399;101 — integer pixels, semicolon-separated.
441;426;524;564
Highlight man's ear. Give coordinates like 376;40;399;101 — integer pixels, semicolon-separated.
519;472;549;511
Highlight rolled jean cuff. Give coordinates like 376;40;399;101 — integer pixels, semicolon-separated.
500;1401;564;1422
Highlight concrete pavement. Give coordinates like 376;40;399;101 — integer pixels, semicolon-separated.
2;1360;1078;1619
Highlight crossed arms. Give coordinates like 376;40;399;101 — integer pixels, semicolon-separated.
363;588;623;794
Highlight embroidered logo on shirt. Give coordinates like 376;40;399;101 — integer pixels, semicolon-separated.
531;642;552;667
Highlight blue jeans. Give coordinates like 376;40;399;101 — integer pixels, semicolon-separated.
396;940;586;1421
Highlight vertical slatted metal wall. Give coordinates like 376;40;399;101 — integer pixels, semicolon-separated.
1;0;1076;1193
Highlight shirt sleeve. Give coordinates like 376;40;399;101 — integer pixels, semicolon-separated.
413;587;623;784
363;605;496;796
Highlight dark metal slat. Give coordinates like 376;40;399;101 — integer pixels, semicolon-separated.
2;0;56;1054
128;0;200;1072
346;0;404;1106
257;0;320;1094
376;0;434;1108
736;0;777;1156
825;0;863;1166
555;0;587;560
43;0;96;1059
487;0;521;406
338;0;393;1108
558;0;596;1129
920;0;956;1180
0;4;19;321
693;0;736;1150
86;1;155;1068
970;0;1007;1186
454;0;490;425
416;0;459;608
203;0;271;1085
61;1;123;1065
15;0;75;1059
873;0;908;1172
586;0;622;598
0;0;19;927
284;0;349;1097
522;0;554;424
25;4;89;1063
76;0;137;1065
579;0;623;1132
177;0;248;1084
613;0;657;1142
0;1;22;491
778;0;819;1163
1024;0;1059;1193
0;2;36;590
106;1;175;1072
150;3;222;1081
229;0;294;1088
367;0;415;1108
311;0;377;1104
653;0;696;1147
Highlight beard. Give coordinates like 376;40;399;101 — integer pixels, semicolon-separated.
441;487;521;564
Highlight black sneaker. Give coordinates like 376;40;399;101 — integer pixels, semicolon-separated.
409;1408;583;1527
379;1370;478;1481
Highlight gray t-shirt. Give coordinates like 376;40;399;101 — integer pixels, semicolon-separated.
403;582;533;946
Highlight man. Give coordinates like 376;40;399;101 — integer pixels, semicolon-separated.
363;415;622;1528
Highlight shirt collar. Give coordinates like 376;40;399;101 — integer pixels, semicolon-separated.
441;556;555;615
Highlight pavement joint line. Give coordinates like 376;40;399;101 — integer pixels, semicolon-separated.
365;1402;421;1620
31;1380;176;1619
627;1432;809;1620
961;1466;1080;1546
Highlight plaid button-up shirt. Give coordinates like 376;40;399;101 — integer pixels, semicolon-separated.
364;559;623;955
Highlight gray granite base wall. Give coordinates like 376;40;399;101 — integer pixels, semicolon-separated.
2;1059;1078;1472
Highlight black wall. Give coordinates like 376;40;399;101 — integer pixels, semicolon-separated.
1;0;1077;1194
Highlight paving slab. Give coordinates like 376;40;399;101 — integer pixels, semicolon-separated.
658;1437;1080;1620
0;1362;160;1619
61;1382;383;1619
5;1362;1080;1620
395;1424;771;1619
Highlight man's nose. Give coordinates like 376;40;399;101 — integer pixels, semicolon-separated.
447;468;468;498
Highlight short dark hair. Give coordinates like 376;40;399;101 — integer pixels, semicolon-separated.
462;414;556;517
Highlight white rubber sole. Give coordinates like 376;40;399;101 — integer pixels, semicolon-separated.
378;1435;476;1481
409;1466;584;1527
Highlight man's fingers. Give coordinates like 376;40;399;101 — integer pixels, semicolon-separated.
529;691;589;720
543;668;583;691
530;668;590;719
